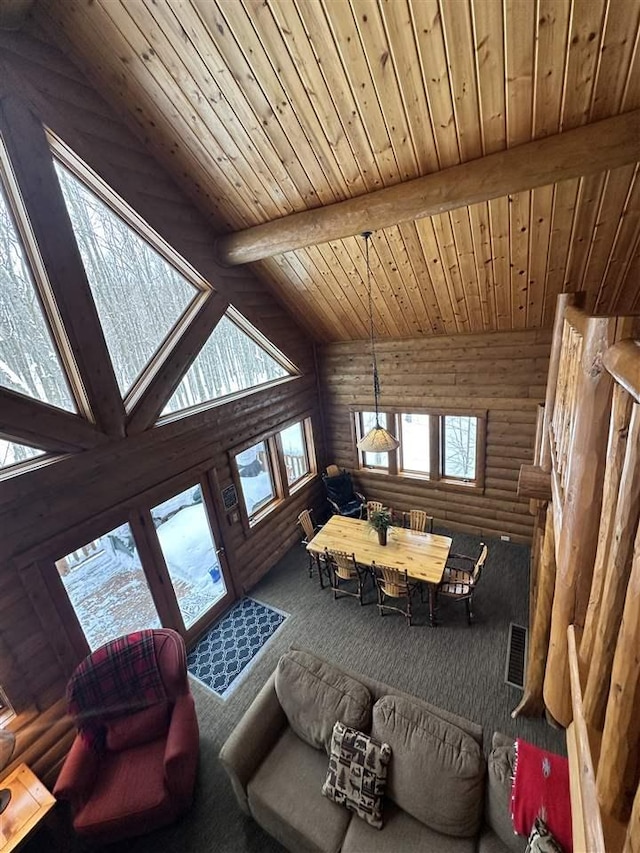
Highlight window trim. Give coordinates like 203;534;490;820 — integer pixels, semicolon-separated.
230;414;318;530
0;685;15;728
355;411;392;472
351;406;486;492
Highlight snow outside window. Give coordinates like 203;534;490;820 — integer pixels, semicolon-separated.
360;411;389;469
0;439;45;470
55;523;161;651
0;161;76;413
399;413;430;474
279;421;309;486
236;441;276;520
443;416;477;480
55;161;198;396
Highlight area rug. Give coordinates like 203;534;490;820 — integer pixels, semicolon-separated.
186;597;288;699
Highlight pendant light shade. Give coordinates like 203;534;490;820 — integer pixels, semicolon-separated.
358;231;399;455
357;424;400;453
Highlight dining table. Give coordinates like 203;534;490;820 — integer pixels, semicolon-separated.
306;515;453;626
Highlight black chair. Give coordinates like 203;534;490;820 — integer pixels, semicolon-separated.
322;469;365;519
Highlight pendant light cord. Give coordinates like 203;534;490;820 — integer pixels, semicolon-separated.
363;231;380;427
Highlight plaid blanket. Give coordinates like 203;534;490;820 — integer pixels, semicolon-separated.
67;630;166;750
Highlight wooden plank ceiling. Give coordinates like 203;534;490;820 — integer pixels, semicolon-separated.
30;0;640;342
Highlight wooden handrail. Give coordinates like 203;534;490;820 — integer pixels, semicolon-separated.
567;625;606;853
603;340;640;403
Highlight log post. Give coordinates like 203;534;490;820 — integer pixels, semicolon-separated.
512;505;556;718
540;293;581;473
543;315;615;727
580;384;634;670
597;520;640;821
583;403;640;731
518;465;552;501
624;782;640;852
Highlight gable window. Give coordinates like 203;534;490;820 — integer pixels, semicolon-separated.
353;409;485;489
0;686;15;727
233;416;316;527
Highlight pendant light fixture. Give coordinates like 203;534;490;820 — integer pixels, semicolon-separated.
357;231;399;454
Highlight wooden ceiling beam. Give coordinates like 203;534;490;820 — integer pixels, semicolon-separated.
216;111;640;266
0;388;110;453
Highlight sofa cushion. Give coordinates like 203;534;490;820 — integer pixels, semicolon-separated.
342;801;476;853
487;733;527;853
478;827;516;853
106;702;170;752
247;727;351;853
275;650;372;753
371;694;485;837
322;721;391;829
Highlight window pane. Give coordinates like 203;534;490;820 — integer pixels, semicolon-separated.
279;421;309;486
163;315;288;416
236;441;275;518
151;485;226;629
0;170;75;411
55;523;161;651
361;411;388;469
0;439;44;469
443;416;477;480
55;162;198;395
400;413;430;474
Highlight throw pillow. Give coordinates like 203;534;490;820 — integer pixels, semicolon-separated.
322;720;391;829
275;651;372;754
526;817;564;852
371;694;485;837
106;701;170;751
511;739;571;853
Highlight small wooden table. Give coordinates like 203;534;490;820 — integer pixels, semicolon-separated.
307;516;452;625
0;764;56;851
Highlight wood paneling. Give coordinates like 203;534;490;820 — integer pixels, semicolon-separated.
27;0;640;342
320;328;551;543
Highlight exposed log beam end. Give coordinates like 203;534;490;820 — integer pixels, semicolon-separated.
518;464;552;501
603;340;640;404
216;111;640;266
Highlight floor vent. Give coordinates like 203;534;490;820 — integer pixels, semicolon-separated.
505;623;528;689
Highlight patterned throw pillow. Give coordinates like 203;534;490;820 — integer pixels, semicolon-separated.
322;720;391;829
525;817;564;852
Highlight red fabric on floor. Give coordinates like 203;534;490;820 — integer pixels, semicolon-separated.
511;738;572;852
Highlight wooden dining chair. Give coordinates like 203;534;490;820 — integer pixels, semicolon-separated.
366;500;384;518
372;564;417;626
326;549;367;605
437;543;488;625
297;509;327;587
405;510;433;534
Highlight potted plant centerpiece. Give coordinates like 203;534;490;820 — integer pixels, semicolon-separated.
368;507;393;546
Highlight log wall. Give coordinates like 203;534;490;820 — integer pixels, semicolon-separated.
320;329;551;543
0;32;323;785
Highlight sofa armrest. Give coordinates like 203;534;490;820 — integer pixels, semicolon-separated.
164;692;199;808
218;671;287;815
53;734;99;812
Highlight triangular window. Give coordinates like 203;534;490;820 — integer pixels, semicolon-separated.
1;439;45;470
54;161;202;398
162;311;292;417
0;145;76;412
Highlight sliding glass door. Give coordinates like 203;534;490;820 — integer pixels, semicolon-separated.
53;471;235;652
149;481;233;637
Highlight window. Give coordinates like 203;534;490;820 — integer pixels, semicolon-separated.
0;686;15;727
399;413;430;475
279;421;310;487
1;440;45;471
353;410;484;488
356;411;390;470
233;417;316;526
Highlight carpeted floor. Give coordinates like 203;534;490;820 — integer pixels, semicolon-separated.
98;527;565;853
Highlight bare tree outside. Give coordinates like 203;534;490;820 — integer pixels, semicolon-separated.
443;416;477;479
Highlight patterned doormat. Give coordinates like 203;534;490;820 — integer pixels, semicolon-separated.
186;597;288;699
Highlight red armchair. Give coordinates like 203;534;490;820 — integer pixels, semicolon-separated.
54;628;199;844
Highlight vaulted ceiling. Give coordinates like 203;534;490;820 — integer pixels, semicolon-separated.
30;0;640;342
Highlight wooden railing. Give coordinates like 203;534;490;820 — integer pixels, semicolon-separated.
515;294;640;852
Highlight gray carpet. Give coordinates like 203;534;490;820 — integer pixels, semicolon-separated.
96;528;564;853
